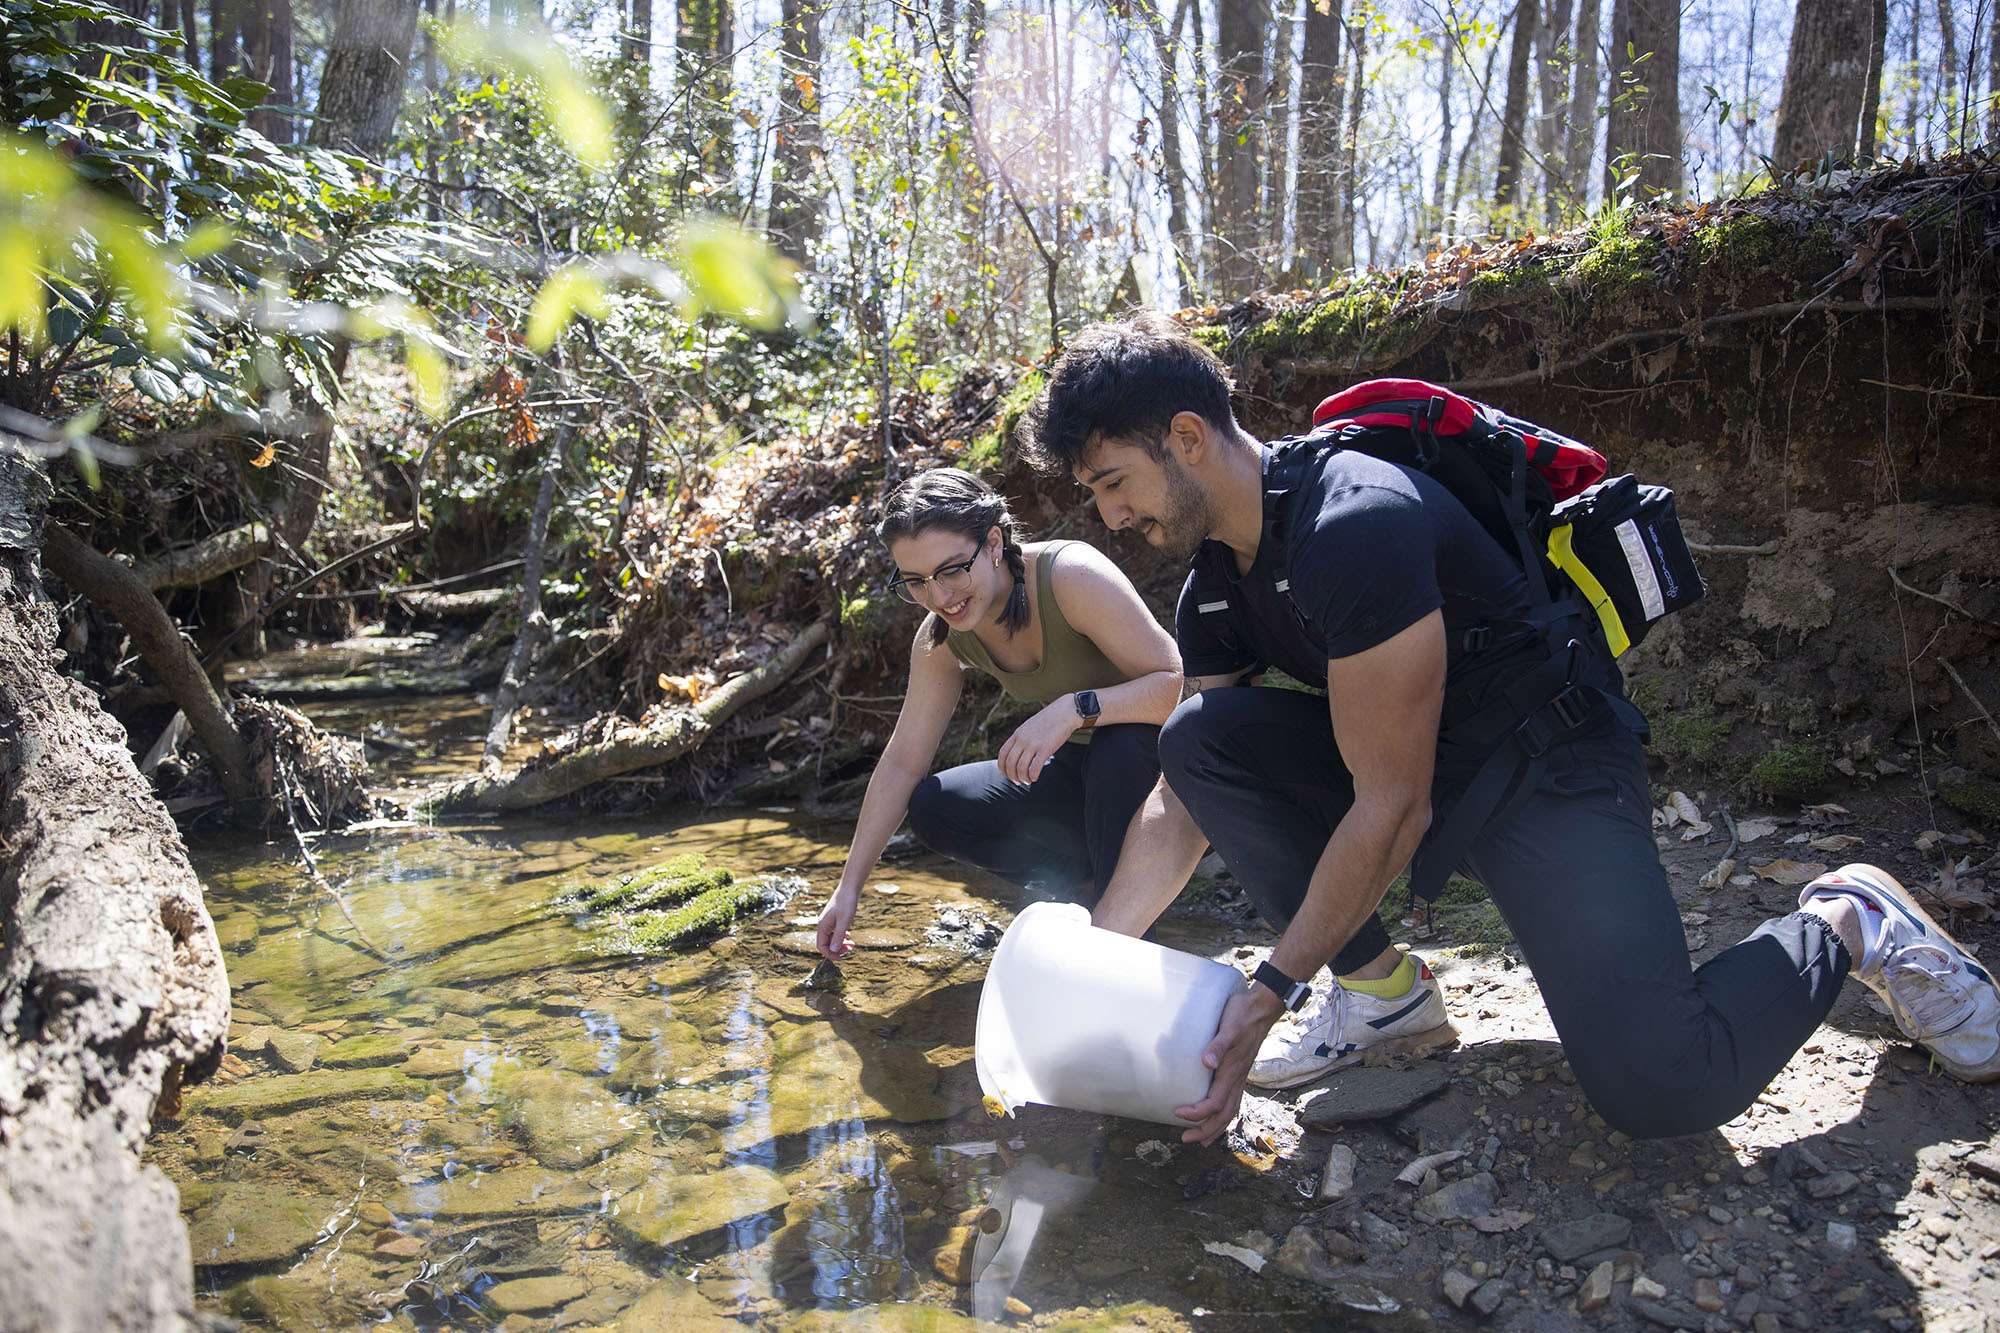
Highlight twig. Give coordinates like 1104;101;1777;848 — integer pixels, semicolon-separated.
1859;378;2000;404
1887;565;1995;626
276;766;388;962
1687;540;1779;556
1939;659;2000;748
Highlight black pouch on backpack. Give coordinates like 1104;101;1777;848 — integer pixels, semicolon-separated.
1546;473;1705;656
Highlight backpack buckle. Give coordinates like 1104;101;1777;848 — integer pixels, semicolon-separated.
1514;685;1593;758
1462;625;1491;653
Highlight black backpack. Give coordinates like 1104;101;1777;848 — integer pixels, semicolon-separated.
1194;378;1704;901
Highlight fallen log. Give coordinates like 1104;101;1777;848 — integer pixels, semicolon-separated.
0;454;232;1332
40;522;258;807
132;520;271;592
436;618;832;813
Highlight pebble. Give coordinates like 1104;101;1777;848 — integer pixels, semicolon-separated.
1441;1269;1481;1307
1808;1171;1861;1200
1630;1297;1702;1329
1825;1221;1859;1256
1469;1278;1507;1315
1632;1274;1668;1300
1539;1212;1632;1262
357;1202;396;1227
1577;1261;1614;1311
1413;1172;1500;1224
1318;1144;1357;1202
1693;1278;1724;1312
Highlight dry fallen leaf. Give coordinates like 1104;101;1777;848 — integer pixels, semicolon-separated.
1810;835;1865;854
1670;791;1703;825
1734;819;1780;842
1751;859;1829;886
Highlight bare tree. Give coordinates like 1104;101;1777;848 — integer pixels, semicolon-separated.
1297;0;1346;267
1138;0;1199;298
1989;0;2000;141
1493;0;1537;208
768;0;823;265
1337;14;1365;264
1770;0;1882;167
1431;27;1453;229
1603;0;1680;197
1215;0;1270;294
1566;0;1601;208
678;0;736;187
310;0;421;156
1535;0;1574;221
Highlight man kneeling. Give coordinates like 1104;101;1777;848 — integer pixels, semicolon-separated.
1023;312;2000;1147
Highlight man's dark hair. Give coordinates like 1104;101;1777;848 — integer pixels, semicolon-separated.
1019;311;1238;477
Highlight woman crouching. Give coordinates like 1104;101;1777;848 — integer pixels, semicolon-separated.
815;467;1181;960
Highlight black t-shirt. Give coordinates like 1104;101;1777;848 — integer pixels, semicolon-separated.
1175;444;1621;731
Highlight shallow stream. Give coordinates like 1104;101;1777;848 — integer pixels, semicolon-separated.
148;698;1357;1331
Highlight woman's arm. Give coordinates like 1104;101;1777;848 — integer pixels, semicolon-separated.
995;543;1182;783
816;619;965;959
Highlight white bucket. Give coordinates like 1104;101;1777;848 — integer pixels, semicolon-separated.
974;901;1246;1127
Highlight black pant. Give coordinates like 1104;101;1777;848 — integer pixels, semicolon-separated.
1159;686;1850;1139
905;722;1161;907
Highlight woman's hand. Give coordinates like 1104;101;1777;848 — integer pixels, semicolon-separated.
996;698;1080;784
816;885;861;960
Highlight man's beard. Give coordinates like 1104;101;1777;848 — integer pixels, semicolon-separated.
1152;451;1219;563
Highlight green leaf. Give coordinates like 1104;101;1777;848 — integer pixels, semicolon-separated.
45;301;84;346
0;225;45;345
671;219;805;332
527;262;607;352
130;363;178;402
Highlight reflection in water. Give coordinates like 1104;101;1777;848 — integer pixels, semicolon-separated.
970;1154;1096;1322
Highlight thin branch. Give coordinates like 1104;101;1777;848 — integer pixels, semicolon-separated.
276;766;388;962
1940;659;2000;748
1687;540;1779;556
1888;565;1996;627
1859;377;2000;404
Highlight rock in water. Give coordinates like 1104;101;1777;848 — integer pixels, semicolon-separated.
608;1165;790;1250
492;1068;642;1169
187;1185;337;1268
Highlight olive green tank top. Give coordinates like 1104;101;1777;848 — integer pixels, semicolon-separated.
946;542;1128;744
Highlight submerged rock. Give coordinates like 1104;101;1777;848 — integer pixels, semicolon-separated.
491;1068;642;1169
603;1021;705;1093
615;1274;728;1330
608;1164;790;1250
387;1165;598;1219
186;1184;337;1268
195;1067;423;1121
322;1026;436;1068
485;1274;588;1314
265;1031;324;1073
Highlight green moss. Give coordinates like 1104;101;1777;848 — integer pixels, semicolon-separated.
575;852;730;913
1750;743;1839;802
624;879;770;952
1683;212;1787;275
1565;212;1661;301
1188;324;1232;356
1461;260;1553;307
840;591;884;641
1940;780;2000;831
961;370;1045;478
1232;282;1426;364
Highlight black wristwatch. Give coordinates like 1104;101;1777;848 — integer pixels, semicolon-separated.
1073;690;1101;729
1253;960;1312;1011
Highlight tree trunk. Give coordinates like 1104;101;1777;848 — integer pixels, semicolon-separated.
1770;0;1879;168
1264;0;1296;260
1147;0;1198;300
0;457;230;1333
309;0;420;156
678;0;736;188
441;619;830;812
180;0;200;65
38;525;259;807
1938;0;1960;138
1336;17;1365;266
1214;0;1269;296
133;522;272;592
481;416;572;776
1860;0;1887;156
1535;0;1574;221
1493;0;1537;209
1989;0;2000;143
1603;0;1679;198
1431;32;1453;227
209;0;238;80
1297;0;1345;269
79;0;149;51
767;0;822;266
250;0;295;145
1566;0;1601;207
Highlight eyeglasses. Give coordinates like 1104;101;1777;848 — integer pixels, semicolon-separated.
888;549;982;604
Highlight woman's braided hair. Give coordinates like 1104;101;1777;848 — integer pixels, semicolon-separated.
877;468;1031;644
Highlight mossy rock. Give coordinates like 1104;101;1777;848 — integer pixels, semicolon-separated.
625;879;771;952
1750;742;1839;802
1940;779;2000;831
195;1066;424;1122
575;852;732;914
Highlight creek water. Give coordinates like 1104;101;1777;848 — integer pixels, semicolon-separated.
147;695;1369;1331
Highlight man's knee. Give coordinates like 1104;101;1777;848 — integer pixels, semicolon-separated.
1158;694;1224;786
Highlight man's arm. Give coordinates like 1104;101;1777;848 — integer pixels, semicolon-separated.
1174;610;1446;1144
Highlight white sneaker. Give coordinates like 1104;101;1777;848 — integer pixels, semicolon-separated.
1801;863;2000;1082
1247;957;1458;1090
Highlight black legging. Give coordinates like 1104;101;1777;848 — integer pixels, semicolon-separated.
1159;685;1849;1140
904;722;1161;907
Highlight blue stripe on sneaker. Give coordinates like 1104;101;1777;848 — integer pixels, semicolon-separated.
1368;992;1432;1030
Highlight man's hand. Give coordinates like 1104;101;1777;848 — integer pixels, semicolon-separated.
996;698;1079;783
1174;982;1284;1145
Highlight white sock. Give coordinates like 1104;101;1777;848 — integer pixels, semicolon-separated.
1808;890;1889;972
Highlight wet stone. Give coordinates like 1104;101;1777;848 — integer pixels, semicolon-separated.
1470;1278;1507;1316
409;985;489;1015
197;1066;423;1121
1296;1063;1452;1127
608;1164;790;1250
1540;1211;1633;1261
388;1166;598;1219
266;1031;324;1073
1273;1225;1342;1287
1413;1171;1500;1224
492;1068;642;1169
484;1274;588;1314
323;1027;432;1068
373;1232;423;1258
187;1184;337;1268
614;1275;719;1330
402;1041;485;1079
1577;1260;1615;1311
